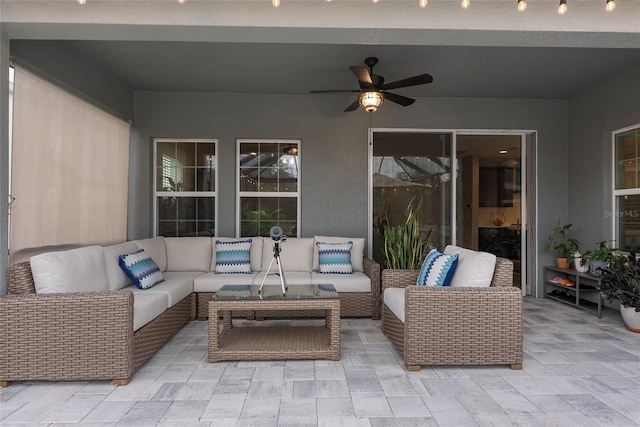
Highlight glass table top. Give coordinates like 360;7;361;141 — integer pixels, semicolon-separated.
213;284;338;301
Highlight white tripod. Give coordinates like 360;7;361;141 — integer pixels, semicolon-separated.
258;228;288;296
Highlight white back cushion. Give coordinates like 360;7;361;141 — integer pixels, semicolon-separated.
262;237;314;272
30;246;109;294
210;237;263;272
313;236;365;272
444;244;496;288
165;237;212;272
103;241;139;291
134;237;167;272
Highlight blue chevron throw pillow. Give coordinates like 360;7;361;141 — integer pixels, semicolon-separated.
317;241;353;274
215;239;252;274
416;248;459;287
119;249;164;290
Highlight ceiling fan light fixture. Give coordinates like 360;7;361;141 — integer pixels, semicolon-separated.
419;0;428;8
461;0;470;9
77;0;86;4
272;0;280;7
359;91;383;112
606;0;616;11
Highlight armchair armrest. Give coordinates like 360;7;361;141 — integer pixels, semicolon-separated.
381;269;419;292
363;257;382;318
0;291;134;382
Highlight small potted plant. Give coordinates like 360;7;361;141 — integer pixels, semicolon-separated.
581;241;619;276
598;253;640;333
545;221;579;269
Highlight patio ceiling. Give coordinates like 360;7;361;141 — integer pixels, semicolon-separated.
3;0;640;101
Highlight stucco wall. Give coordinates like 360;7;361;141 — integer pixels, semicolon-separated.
568;67;640;251
132;91;568;296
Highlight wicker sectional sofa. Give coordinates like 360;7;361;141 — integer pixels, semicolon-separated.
382;246;523;371
1;235;380;386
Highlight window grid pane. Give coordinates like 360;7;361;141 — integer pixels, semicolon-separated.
238;140;300;237
155;139;217;237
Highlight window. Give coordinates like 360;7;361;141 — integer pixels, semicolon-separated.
237;139;300;237
613;125;640;251
154;139;217;237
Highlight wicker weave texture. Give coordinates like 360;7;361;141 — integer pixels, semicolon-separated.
8;261;36;294
133;294;194;370
404;285;522;367
4;262;195;383
0;291;134;382
381;257;522;369
208;298;340;362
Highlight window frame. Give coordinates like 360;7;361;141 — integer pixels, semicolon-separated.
612;123;640;251
153;138;218;237
236;138;301;238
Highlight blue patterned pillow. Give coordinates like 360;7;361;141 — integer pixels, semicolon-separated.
215;239;252;274
316;241;353;274
119;249;164;290
416;248;459;287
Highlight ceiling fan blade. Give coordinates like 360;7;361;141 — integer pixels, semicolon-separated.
382;91;415;107
349;66;373;86
380;73;433;91
344;98;360;112
310;89;361;94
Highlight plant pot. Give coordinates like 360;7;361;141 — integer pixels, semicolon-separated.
620;305;640;333
556;257;570;269
588;260;608;276
574;257;589;273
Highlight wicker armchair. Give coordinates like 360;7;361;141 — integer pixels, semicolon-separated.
382;257;523;371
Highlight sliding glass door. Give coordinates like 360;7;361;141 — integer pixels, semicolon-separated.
371;131;452;267
370;129;530;293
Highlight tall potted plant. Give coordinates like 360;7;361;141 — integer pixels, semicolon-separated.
598;253;640;333
383;199;432;270
544;221;579;269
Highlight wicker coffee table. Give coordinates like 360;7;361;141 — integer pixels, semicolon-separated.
208;284;341;362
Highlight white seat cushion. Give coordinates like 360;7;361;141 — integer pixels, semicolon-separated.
444;245;496;288
253;271;312;285
313;236;365;272
165;237;212;272
311;272;371;292
30;246;109;294
103;241;139;291
383;288;406;323
134;237;167;272
261;238;313;272
127;290;169;331
193;272;258;293
123;271;197;307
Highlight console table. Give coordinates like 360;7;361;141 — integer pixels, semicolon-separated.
208;284;341;362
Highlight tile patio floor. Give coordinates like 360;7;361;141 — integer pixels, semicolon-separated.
1;297;640;426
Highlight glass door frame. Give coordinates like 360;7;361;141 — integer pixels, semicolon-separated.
369;128;533;295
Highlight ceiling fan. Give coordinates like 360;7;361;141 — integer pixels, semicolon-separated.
310;57;433;113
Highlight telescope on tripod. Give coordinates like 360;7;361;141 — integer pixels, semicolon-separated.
258;226;288;296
